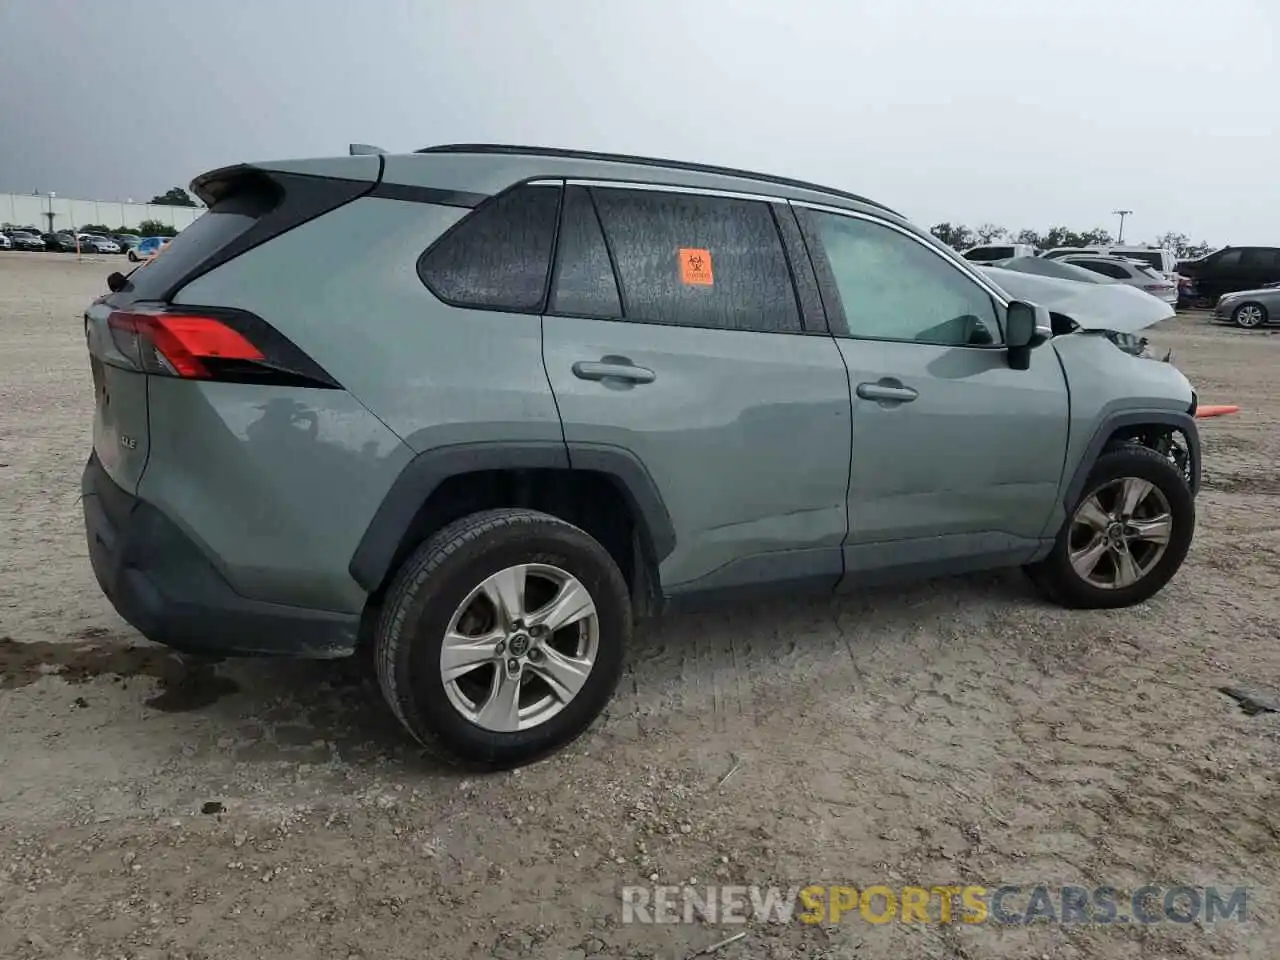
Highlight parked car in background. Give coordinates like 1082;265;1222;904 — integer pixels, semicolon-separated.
113;235;140;252
961;242;1040;264
1042;244;1176;274
78;234;122;254
1211;283;1280;328
43;232;80;252
1056;254;1178;305
0;232;10;250
988;255;1116;285
1176;246;1280;307
7;229;47;251
128;235;170;261
80;142;1202;767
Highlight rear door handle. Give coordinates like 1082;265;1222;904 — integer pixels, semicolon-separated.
572;359;656;384
856;380;919;404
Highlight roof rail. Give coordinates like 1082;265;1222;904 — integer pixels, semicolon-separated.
413;143;898;215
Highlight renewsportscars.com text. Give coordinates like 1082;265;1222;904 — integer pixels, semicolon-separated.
621;884;1248;925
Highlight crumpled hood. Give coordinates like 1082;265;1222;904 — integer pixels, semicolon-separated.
981;265;1174;333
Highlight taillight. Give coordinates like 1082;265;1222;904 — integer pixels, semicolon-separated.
109;310;262;378
105;305;338;388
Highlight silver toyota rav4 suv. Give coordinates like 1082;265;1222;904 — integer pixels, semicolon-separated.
83;144;1201;767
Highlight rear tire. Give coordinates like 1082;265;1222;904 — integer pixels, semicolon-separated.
1027;445;1194;609
1232;302;1268;329
375;508;630;768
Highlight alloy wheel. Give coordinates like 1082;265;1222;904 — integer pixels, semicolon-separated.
1068;477;1173;590
1234;304;1264;328
440;563;599;732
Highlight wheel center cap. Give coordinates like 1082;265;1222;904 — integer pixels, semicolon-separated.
1106;522;1127;548
508;633;530;657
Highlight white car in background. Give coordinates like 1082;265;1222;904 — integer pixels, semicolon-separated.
0;233;10;250
1056;253;1179;305
1042;245;1179;283
961;242;1041;264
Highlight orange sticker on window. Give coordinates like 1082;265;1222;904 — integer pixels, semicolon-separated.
679;248;713;286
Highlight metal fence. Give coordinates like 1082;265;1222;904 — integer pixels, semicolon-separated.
0;193;204;233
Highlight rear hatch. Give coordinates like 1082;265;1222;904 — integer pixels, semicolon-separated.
84;159;378;493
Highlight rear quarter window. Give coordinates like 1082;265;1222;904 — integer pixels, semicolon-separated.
418;184;562;313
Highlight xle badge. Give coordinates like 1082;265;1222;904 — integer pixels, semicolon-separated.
119;435;138;450
679;248;714;286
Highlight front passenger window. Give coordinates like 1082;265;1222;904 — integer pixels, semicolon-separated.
804;211;1001;346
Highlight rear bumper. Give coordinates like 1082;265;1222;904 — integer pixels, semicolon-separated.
82;453;359;658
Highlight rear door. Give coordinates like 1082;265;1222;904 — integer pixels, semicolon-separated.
1195;249;1245;299
794;204;1070;583
1241;248;1280;289
541;183;853;594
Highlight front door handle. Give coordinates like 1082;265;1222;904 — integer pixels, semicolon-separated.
572;358;656;384
856;380;919;404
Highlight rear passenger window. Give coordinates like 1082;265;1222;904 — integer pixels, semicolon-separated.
590;189;801;333
1242;248;1280;269
418;184;561;312
550;187;622;318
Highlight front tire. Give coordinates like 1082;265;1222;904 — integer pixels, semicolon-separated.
1027;445;1194;609
1232;302;1268;328
375;508;630;768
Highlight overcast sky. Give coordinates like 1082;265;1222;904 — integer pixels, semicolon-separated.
1;0;1275;244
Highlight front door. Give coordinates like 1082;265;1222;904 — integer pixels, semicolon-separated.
541;184;853;595
795;205;1070;583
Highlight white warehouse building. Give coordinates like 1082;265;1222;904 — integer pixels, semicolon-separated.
1;193;204;233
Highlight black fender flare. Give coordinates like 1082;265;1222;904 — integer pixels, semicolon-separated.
348;440;676;593
1062;409;1200;510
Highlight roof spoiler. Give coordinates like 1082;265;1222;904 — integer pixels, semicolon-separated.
349;143;387;156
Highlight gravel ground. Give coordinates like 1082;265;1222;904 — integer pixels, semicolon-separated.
1;250;1278;960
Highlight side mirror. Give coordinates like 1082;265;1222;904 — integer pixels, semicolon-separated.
106;271;126;293
1006;300;1052;370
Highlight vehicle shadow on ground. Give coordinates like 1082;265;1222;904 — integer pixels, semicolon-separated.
194;568;1040;768
4;568;1040;775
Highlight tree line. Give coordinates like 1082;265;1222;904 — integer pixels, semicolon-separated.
929;223;1213;259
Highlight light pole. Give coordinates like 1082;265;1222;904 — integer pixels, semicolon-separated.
1112;209;1133;243
44;192;56;233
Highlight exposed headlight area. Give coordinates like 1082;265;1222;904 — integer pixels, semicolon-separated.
1104;330;1150;357
1101;329;1176;363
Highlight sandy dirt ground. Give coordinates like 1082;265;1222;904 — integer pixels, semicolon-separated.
1;250;1278;960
